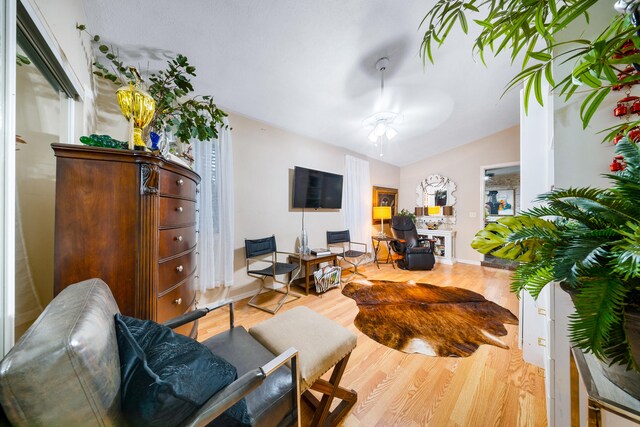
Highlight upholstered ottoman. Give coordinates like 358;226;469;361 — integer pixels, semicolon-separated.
249;306;357;427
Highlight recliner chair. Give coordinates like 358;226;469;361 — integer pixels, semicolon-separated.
389;215;436;270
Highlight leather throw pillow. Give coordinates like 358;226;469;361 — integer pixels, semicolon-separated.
114;314;248;426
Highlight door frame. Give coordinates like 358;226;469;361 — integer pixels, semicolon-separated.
1;0;83;355
478;160;521;256
1;0;17;356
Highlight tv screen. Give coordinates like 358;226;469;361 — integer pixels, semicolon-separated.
292;166;343;209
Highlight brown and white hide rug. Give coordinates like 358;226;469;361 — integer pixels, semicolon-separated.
342;279;518;357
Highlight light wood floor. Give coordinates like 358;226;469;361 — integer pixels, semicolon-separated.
198;263;547;427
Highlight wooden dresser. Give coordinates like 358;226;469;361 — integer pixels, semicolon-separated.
52;143;200;336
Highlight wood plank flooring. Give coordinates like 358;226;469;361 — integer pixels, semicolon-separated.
197;263;547;427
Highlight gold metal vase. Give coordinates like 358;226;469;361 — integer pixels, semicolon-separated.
116;83;156;150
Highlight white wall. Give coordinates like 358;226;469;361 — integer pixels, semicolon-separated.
92;96;401;303
399;126;520;263
222;111;399;300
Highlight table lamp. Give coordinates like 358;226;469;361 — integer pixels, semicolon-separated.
373;206;392;238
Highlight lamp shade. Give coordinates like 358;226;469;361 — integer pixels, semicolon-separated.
373;206;392;220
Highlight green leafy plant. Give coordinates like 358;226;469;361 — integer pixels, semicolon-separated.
77;24;227;144
398;208;417;224
472;139;640;369
420;1;640;141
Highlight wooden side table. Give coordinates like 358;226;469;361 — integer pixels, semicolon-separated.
288;253;339;295
371;236;396;269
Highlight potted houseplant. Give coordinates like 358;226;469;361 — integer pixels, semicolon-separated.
471;138;640;396
77;25;227;163
397;208;417;224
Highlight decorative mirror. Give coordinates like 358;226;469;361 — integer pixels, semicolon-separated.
415;174;457;226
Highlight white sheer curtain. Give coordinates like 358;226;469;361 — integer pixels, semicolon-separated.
193;117;234;291
344;155;372;252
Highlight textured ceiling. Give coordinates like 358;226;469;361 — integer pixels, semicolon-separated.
83;0;521;166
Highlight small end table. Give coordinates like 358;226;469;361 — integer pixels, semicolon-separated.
287;252;339;295
371;236;396;269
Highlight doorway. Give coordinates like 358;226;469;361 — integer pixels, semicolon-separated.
480;163;521;270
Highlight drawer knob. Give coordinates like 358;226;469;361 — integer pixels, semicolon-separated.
176;179;184;186
175;235;183;242
174;298;182;305
176;265;184;272
176;206;184;212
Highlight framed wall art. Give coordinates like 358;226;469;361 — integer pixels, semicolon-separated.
485;189;515;216
372;186;398;224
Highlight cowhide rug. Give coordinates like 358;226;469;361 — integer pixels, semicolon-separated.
342;279;518;357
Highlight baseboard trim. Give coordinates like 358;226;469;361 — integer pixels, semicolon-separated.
227;288;261;303
457;259;482;266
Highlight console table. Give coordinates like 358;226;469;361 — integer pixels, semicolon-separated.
416;229;457;264
288;253;339;295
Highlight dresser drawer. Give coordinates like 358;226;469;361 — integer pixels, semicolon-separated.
159;226;197;259
157;278;195;323
160;169;196;199
158;250;196;294
160;198;196;228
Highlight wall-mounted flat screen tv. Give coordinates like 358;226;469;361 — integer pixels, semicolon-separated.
292;166;343;209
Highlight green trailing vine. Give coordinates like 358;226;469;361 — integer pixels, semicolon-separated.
420;1;640;141
77;24;227;144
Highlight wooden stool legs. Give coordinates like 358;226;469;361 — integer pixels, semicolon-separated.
302;352;357;427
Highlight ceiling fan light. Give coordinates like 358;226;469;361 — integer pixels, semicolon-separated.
385;127;398;140
368;131;378;142
373;122;386;137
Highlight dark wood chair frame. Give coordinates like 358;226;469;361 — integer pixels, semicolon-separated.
302;352;358;427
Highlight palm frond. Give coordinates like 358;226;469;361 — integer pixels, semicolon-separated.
511;260;555;296
615;138;640;180
606;174;640;206
506;220;560;238
545;199;609;229
519;265;555;299
521;205;566;218
536;186;607;202
569;275;629;359
604;317;640;370
613;223;640;280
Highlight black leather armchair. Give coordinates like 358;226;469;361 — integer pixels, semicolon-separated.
0;279;299;427
389;216;436;270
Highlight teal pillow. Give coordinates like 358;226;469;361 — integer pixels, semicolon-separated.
114;314;248;426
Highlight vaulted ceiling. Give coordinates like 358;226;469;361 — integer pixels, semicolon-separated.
83;0;521;166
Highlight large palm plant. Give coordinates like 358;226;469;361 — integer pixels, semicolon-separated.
472;139;640;369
